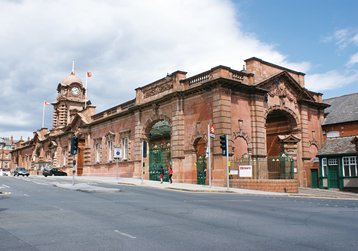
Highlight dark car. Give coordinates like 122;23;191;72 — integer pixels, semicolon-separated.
14;167;29;176
43;168;67;177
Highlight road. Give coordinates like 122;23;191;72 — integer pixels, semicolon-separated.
1;176;358;251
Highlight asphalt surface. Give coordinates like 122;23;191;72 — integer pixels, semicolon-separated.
45;175;358;200
1;176;358;251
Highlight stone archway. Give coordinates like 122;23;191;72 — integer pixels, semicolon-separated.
265;109;298;179
194;137;207;185
266;109;298;156
147;120;171;181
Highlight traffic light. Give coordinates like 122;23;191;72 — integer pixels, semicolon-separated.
71;136;78;155
220;134;227;156
142;141;147;158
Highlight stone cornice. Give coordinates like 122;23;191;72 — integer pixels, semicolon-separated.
86;77;268;128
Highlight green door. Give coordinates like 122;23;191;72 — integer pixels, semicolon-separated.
328;166;339;188
149;143;170;182
311;169;318;188
196;156;206;185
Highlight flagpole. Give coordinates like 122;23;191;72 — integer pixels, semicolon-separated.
85;73;88;109
42;102;45;128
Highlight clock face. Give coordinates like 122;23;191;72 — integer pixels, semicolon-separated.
71;87;80;96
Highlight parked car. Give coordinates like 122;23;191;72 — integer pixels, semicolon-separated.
13;167;29;176
43;168;67;177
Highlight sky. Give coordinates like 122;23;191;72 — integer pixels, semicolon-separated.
1;0;357;140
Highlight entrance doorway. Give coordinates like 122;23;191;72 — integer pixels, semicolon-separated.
311;169;319;188
328;166;339;188
77;139;85;176
148;121;171;181
266;110;297;179
194;138;207;185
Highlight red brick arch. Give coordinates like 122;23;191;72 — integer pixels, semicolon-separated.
143;115;172;137
264;106;299;127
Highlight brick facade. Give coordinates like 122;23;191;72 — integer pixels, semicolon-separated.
11;58;328;191
230;179;299;193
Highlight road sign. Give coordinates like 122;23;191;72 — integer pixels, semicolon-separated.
210;124;215;134
210;124;215;138
114;147;122;159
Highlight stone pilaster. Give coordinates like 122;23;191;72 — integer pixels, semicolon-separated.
133;110;144;177
250;94;266;157
250;94;266;178
171;96;184;159
211;87;231;186
298;105;310;186
300;105;310;159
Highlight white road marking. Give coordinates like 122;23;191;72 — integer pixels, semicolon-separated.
2;185;10;188
114;230;136;239
24;194;30;197
33;181;50;186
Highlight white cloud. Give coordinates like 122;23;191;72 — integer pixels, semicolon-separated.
347;53;358;66
306;70;358;92
323;28;358;49
0;0;314;138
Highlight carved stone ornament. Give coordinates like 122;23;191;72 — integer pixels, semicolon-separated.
143;82;173;98
269;80;297;108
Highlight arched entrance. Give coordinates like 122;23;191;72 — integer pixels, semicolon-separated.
194;137;207;185
266;110;297;179
148;120;171;181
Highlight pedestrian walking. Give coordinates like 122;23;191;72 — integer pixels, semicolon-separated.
168;166;173;184
159;166;164;183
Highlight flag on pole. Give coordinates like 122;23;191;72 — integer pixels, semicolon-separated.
85;72;91;109
42;101;50;128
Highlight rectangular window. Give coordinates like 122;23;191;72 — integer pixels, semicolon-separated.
322;158;327;177
96;143;101;163
122;137;129;160
328;158;338;166
63;150;66;166
343;156;357;177
108;140;113;162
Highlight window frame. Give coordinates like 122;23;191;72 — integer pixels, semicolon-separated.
328;158;338;166
95;143;101;163
322;158;327;177
342;156;357;177
122;137;129;160
108;140;113;162
63;150;67;167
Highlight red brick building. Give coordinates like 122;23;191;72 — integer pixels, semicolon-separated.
0;137;15;175
11;58;328;192
322;93;358;139
317;93;358;190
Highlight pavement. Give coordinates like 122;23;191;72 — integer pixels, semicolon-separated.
2;175;358;200
49;176;358;200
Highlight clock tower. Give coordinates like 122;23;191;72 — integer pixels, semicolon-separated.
52;71;86;130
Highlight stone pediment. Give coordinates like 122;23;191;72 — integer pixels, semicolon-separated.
278;134;300;144
257;71;315;102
